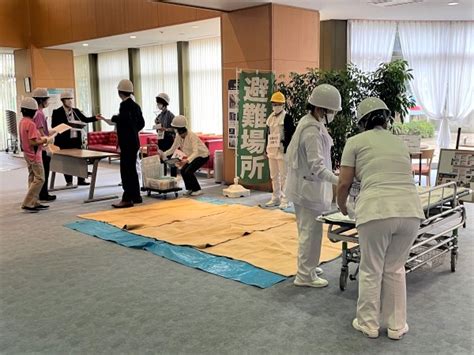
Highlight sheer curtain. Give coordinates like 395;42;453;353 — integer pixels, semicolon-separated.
399;21;474;148
140;43;179;130
98;50;129;131
188;37;222;134
73;55;92;116
348;20;397;72
0;53;17;150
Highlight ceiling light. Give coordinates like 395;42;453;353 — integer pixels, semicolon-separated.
192;25;199;29
82;43;89;47
130;35;137;39
448;2;459;5
179;32;185;35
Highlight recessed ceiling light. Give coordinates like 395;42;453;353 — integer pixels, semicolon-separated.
448;1;459;5
192;25;199;29
82;43;89;47
179;32;185;35
130;35;137;39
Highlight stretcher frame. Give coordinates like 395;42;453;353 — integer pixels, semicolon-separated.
317;182;470;291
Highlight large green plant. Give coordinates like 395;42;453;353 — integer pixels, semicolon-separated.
275;60;415;168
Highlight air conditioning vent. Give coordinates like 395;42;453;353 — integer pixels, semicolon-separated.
367;0;424;7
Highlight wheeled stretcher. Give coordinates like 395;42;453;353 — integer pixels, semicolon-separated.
317;182;471;291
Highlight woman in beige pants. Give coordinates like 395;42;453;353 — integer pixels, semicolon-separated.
337;98;425;340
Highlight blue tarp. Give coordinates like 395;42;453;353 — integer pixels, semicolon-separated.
65;220;287;288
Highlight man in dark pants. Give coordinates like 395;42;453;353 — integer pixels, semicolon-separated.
52;91;98;186
98;79;145;208
154;92;177;177
31;88;56;201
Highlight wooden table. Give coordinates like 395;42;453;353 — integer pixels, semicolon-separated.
410;151;423;186
49;149;120;203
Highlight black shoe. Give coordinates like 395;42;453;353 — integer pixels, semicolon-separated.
112;201;134;208
78;181;90;186
40;195;56;201
35;204;49;209
21;206;39;213
133;197;143;204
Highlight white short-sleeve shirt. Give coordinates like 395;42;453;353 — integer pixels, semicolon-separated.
341;127;425;227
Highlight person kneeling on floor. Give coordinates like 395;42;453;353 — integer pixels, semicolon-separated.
160;115;209;196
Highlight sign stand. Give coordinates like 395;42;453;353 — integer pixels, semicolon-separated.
224;68;250;198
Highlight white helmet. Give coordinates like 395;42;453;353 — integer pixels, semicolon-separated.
156;93;170;105
60;91;74;100
357;97;390;123
31;88;49;98
117;79;134;93
171;115;187;128
20;97;39;110
308;84;342;111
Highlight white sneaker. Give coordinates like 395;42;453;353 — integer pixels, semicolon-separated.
278;202;290;209
190;190;203;196
265;198;280;207
388;324;409;340
352;318;379;339
293;276;328;288
314;267;324;276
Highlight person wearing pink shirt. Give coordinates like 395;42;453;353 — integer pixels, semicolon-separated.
19;97;53;212
32;88;56;201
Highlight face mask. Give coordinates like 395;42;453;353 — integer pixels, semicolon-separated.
157;103;164;111
325;112;335;125
272;106;283;115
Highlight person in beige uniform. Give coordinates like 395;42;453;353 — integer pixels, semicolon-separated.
161;115;209;196
337;97;425;341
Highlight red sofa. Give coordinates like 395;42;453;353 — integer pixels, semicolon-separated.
87;131;118;153
145;134;223;178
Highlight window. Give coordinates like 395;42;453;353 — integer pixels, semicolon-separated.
0;53;17;150
188;37;222;134
140;43;179;130
73;55;92;116
98;50;129;131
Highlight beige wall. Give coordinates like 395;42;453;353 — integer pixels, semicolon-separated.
221;4;320;185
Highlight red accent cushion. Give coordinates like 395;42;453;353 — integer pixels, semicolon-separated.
88;144;118;153
412;164;430;174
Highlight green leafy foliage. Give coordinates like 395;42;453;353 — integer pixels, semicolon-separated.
392;121;435;138
275;60;415;168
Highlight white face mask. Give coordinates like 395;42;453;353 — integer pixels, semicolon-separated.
273;106;283;115
325;112;335;125
157;103;164;111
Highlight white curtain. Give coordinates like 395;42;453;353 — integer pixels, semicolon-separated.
140;43;179;130
446;22;474;134
98;50;129;131
348;20;397;72
399;21;474;148
0;53;17;151
188;37;222;134
73;55;92;116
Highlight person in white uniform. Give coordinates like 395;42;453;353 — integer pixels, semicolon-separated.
264;91;295;209
337;97;425;340
285;84;342;288
161;115;209;196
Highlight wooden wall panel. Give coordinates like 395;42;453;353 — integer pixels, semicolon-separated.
124;0;160;32
29;0;49;47
320;20;347;70
157;3;197;27
46;0;73;45
0;0;29;48
14;48;33;101
70;0;98;42
30;47;75;89
94;0;126;38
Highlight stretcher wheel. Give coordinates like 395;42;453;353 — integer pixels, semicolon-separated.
147;190;151;197
340;267;348;291
451;251;457;272
175;192;179;198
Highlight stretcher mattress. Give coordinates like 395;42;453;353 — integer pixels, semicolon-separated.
322;186;471;225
